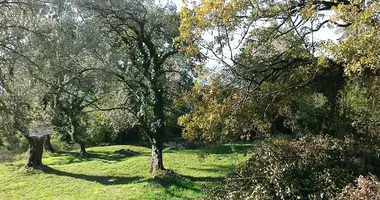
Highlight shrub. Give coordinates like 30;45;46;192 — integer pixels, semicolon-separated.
115;127;144;144
0;147;18;162
0;133;29;162
88;113;117;146
50;134;75;152
206;135;380;200
1;133;29;153
293;93;330;134
338;174;380;200
338;77;380;139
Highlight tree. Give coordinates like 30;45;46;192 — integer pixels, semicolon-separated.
176;0;370;141
178;2;380;198
326;0;379;74
0;0;53;168
38;0;110;157
78;0;190;174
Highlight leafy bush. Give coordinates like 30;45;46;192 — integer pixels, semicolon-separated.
115;127;143;144
0;147;20;162
0;133;29;162
339;77;380;139
50;134;76;152
293;93;330;134
206;135;380;200
338;174;380;200
178;82;271;143
88;113;117;146
0;133;29;153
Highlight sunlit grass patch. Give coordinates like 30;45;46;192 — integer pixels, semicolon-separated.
0;144;252;200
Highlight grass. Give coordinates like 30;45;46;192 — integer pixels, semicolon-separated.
0;144;253;200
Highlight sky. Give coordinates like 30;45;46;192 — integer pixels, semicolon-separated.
171;0;343;68
173;0;183;11
171;0;342;40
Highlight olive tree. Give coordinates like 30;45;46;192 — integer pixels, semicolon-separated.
38;0;111;157
0;0;53;168
78;0;191;174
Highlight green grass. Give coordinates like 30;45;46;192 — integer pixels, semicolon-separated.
0;144;252;200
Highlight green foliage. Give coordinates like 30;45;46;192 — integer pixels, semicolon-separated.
337;76;380;141
178;81;271;143
0;133;29;162
88;113;117;146
49;134;75;153
328;1;380;74
293;92;330;134
0;133;29;153
0;0;378;196
178;82;235;142
207;135;380;200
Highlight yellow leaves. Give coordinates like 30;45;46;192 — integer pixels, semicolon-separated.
299;2;317;19
177;113;191;125
329;27;379;74
192;0;236;28
177;79;275;142
324;1;380;75
176;81;238;142
178;45;200;56
192;81;203;94
317;56;330;68
177;0;251;55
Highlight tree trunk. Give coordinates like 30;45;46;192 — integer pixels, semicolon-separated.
78;143;90;157
150;83;166;175
72;132;90;157
13;119;44;168
150;138;165;174
26;136;44;168
69;116;90;157
44;135;55;153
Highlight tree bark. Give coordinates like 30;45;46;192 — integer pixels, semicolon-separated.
72;132;90;157
78;143;89;157
26;136;44;168
44;135;55;153
150;138;165;174
149;84;166;174
69;116;90;157
13;119;44;168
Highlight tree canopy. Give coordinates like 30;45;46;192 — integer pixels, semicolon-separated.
1;1;380;198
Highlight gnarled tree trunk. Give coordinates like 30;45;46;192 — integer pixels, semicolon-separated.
150;138;165;174
26;136;45;168
44;135;55;153
14;120;45;168
78;143;89;157
69;116;90;157
149;84;166;175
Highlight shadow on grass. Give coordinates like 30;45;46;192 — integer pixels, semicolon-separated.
163;144;253;155
88;149;146;161
41;165;143;185
39;164;226;198
204;144;253;154
187;165;234;173
139;173;225;198
181;175;224;183
48;150;149;165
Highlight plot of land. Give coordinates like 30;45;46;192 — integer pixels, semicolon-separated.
0;145;252;200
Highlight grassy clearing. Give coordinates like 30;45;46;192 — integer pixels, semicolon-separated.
0;144;252;200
